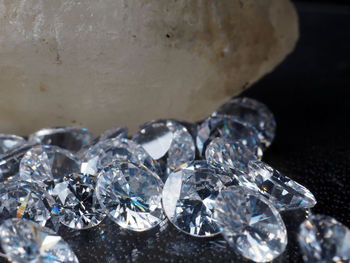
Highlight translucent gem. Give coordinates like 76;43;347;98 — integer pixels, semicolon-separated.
95;162;164;231
0;134;26;158
162;160;224;237
99;125;128;141
247;160;317;211
0;218;79;263
214;186;287;262
196;116;262;158
19;145;81;189
81;138;161;177
205;137;258;174
298;214;350;263
133;120;196;174
28;127;95;153
213;97;276;148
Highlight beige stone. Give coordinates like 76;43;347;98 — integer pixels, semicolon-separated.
0;0;298;135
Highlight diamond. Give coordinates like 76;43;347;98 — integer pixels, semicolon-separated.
298;214;350;263
162;160;225;237
213;97;276;148
0;218;79;263
81;138;161;177
205;137;258;174
28;127;95;153
0;134;26;158
95;162;165;231
99;126;128;142
133;120;196;175
247;160;317;211
196;116;262;158
214;186;287;262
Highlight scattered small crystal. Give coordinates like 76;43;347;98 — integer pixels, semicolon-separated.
133;120;196;174
0;134;27;158
298;214;350;263
28;127;95;153
99;126;128;141
196;115;262;158
95;162;165;231
214;186;287;262
0;218;79;263
247;160;317;211
213;97;276;148
162;160;224;237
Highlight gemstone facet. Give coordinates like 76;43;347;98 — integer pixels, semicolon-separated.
214;186;287;262
247;160;317;211
213;97;276;148
196;116;262;158
95;162;165;231
0;134;27;158
99;126;128;141
28;127;95;153
162;161;224;237
0;218;79;263
298;214;350;263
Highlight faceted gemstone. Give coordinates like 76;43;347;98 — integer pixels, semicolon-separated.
28;127;95;153
196;116;262;158
0;218;79;263
213;97;276;148
205;137;258;174
0;134;27;158
247;160;317;211
49;173;105;230
298;214;350;263
81;138;161;177
95;162;164;231
19;145;81;190
133;120;196;174
162;160;225;237
99;126;128;141
214;186;287;262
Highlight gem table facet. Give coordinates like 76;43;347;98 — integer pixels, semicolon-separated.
95;162;165;232
247;160;317;211
0;218;79;263
162;161;224;237
298;214;350;263
214;186;287;263
213;97;276;148
0;134;27;158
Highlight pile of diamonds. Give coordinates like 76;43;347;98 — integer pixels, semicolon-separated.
0;97;349;263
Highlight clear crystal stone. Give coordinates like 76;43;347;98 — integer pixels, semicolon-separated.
133;120;196;174
162;160;224;237
213;97;276;148
28;127;95;153
0;134;26;158
99;126;128;141
298;214;350;263
196;116;262;158
214;186;287;262
247;160;317;211
0;218;79;263
81;138;161;177
95;162;164;231
205;137;258;174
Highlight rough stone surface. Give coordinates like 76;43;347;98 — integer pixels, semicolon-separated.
0;0;298;135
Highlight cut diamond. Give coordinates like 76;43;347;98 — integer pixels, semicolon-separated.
28;127;95;153
205;137;258;174
0;218;79;263
81;138;161;177
247;160;317;211
162;160;224;237
99;126;128;141
196;116;262;158
0;134;27;158
133;120;196;175
214;186;287;262
298;214;350;263
213;97;276;148
95;162;165;231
